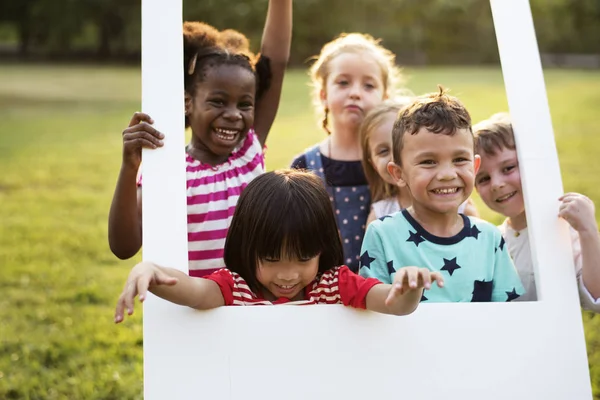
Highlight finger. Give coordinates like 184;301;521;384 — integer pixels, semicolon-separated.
115;295;127;323
431;272;445;288
123;135;163;150
390;269;408;297
386;282;405;305
156;271;178;287
420;270;432;290
123;124;165;141
123;280;138;315
136;274;152;302
123;131;164;147
405;268;419;290
129;112;154;127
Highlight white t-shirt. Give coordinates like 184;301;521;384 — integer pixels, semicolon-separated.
371;197;467;220
498;219;600;311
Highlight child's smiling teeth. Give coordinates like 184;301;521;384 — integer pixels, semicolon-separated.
214;128;239;141
431;187;459;195
496;191;517;202
275;283;296;290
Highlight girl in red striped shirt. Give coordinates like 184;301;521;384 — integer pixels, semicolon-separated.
114;169;443;320
108;1;292;277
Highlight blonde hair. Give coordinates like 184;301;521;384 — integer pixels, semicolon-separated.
360;98;412;202
473;112;515;156
309;33;404;134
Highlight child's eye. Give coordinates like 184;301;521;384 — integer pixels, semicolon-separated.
503;165;516;173
239;102;254;110
208;99;225;106
364;83;375;90
476;176;490;185
336;80;349;86
419;160;436;165
377;148;389;156
454;157;470;163
263;258;279;263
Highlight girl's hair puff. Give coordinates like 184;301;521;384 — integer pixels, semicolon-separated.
360;98;412;202
183;21;272;127
224;169;344;293
309;33;404;134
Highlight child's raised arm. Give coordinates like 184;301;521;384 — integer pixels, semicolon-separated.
366;267;444;316
559;192;600;305
114;261;224;323
108;112;164;259
253;0;292;144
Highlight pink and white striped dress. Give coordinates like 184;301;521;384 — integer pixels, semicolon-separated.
139;130;265;277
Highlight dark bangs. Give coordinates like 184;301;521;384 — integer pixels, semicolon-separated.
224;170;343;292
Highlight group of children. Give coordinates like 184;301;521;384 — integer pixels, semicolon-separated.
111;0;600;322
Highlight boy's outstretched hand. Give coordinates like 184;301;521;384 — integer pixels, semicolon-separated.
386;267;444;306
114;262;178;324
559;193;598;234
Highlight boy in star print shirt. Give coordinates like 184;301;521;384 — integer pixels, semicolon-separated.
359;87;525;302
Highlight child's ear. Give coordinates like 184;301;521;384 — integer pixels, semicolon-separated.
184;93;192;115
387;161;407;187
319;89;327;107
473;154;481;175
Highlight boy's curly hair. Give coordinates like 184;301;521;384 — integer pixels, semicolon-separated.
392;86;472;165
183;22;272;127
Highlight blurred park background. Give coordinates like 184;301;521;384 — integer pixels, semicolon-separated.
1;0;599;399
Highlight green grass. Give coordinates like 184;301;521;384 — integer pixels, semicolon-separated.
1;64;599;399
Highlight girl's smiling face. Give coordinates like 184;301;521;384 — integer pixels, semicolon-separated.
186;64;256;165
256;254;320;301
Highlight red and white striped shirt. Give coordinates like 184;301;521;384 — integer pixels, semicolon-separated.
204;266;382;308
139;130;264;277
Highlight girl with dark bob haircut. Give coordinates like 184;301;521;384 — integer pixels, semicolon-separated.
115;170;443;319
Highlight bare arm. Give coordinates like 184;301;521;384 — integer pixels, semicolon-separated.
253;0;292;145
365;267;444;316
108;112;164;259
115;262;225;323
560;193;600;299
108;169;143;259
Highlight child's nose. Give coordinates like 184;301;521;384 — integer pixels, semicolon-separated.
349;83;362;98
277;269;300;281
223;108;242;121
437;165;458;180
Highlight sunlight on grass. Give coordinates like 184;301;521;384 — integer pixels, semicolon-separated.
1;64;599;399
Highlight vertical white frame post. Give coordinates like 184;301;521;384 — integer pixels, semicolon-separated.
140;0;593;399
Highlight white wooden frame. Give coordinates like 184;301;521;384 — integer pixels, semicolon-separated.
140;0;593;399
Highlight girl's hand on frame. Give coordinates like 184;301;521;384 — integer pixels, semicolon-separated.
114;261;178;323
386;267;444;306
121;112;164;170
559;193;598;234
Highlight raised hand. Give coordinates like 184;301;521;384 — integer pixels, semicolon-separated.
121;112;164;170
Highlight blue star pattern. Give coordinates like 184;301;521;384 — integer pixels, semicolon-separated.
407;230;425;247
359;251;376;269
440;257;461;276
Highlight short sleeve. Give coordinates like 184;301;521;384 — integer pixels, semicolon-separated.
202;269;235;305
492;234;526;302
337;266;382;309
359;222;393;284
290;154;307;169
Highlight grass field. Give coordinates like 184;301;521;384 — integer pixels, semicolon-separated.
1;64;600;399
